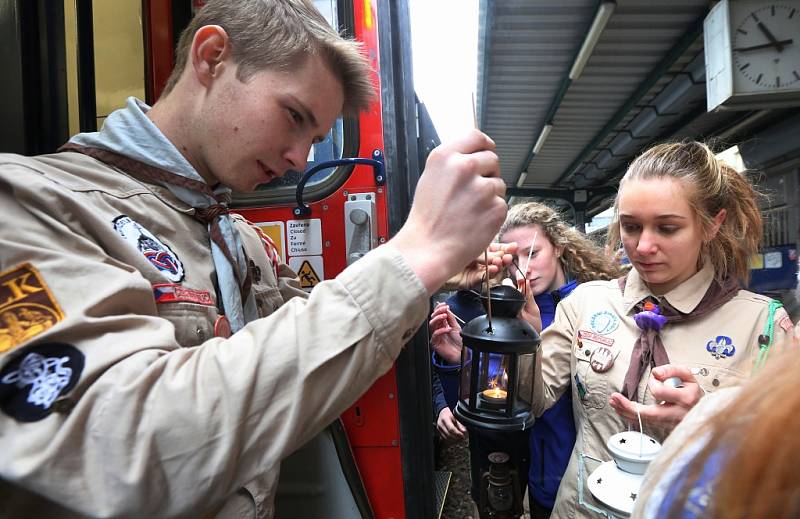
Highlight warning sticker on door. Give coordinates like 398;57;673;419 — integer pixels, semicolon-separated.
287;219;322;256
289;256;324;291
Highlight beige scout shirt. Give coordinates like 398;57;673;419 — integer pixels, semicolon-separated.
0;152;428;518
531;263;793;519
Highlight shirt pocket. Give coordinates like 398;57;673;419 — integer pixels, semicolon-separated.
251;283;283;318
156;302;216;347
574;343;609;409
692;363;748;394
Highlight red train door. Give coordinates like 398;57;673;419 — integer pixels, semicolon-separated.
140;1;439;517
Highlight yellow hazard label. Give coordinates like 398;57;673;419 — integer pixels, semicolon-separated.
0;263;65;353
256;222;285;262
297;260;321;289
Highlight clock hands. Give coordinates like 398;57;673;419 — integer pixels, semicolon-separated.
756;21;785;52
734;39;793;52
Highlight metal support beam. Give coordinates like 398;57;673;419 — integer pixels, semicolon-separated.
554;12;706;185
506;187;616;205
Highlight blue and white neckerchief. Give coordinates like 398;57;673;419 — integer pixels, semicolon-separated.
68;97;258;332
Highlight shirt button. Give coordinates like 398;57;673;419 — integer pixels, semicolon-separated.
197;327;207;342
712;378;720;387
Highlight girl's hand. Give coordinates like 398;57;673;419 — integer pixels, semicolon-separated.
437;407;467;441
429;303;464;364
609;365;703;429
443;243;518;290
517;271;542;333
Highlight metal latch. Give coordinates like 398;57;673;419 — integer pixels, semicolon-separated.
344;193;377;265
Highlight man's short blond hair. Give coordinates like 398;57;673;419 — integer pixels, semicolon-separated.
162;0;375;115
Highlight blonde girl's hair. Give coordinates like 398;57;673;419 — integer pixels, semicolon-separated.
162;0;375;115
499;202;624;282
665;350;800;519
607;141;763;284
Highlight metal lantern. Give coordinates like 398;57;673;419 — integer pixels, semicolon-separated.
454;285;539;431
579;431;662;518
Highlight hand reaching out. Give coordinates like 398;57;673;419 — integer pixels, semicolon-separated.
429;303;464;364
609;364;704;429
437;407;467;441
516;270;542;333
443;243;518;291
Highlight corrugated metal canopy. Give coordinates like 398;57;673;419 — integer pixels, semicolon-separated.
476;0;792;214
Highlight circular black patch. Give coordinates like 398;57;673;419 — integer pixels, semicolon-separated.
0;342;84;422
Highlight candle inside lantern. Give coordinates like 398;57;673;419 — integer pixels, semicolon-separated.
481;386;507;402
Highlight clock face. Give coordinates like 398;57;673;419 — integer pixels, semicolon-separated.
732;4;800;90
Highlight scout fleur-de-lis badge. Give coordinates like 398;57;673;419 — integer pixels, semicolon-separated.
706;335;735;359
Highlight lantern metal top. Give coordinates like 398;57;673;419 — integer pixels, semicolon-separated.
460;315;539;354
607;431;661;475
479;285;526;317
461;285;540;354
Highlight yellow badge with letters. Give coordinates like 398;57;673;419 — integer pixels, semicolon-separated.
0;263;64;353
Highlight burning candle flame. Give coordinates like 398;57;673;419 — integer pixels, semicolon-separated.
488;386;505;398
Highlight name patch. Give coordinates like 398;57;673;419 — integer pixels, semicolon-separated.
153;283;214;306
577;329;615;347
0;263;65;353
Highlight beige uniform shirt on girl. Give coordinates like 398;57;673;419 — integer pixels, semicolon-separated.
531;263;794;519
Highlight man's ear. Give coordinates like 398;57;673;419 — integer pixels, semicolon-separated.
190;25;230;88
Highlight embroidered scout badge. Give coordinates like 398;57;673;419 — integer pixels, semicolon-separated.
778;313;793;333
706;336;735;359
113;215;185;283
590;310;619;335
0;343;84;422
0;263;65;353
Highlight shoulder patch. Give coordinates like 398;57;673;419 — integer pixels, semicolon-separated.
0;342;84;422
113;215;185;282
0;263;65;353
775;308;793;333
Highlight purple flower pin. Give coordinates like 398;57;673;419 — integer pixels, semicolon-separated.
634;300;667;331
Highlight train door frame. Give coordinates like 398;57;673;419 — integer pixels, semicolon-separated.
375;1;438;517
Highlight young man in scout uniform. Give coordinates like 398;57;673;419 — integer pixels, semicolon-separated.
0;1;509;516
